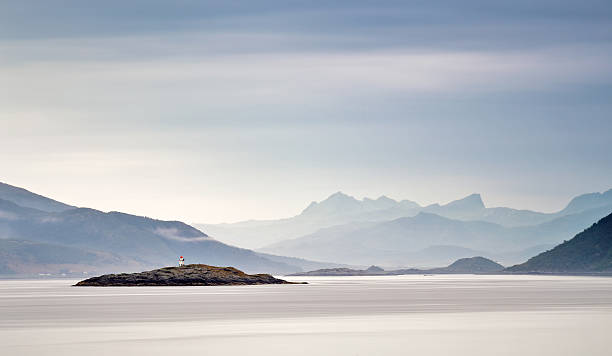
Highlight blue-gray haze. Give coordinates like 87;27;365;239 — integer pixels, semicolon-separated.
1;1;611;222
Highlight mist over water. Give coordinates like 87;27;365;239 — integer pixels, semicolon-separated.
2;275;611;356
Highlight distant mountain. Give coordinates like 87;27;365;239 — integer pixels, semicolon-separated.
429;256;504;274
199;192;421;249
407;245;491;266
422;193;485;220
6;181;610;275
300;192;418;220
289;256;504;276
0;182;339;276
256;252;352;272
557;189;612;216
260;212;505;266
289;266;394;276
198;189;612;249
0;182;75;212
0;239;141;275
260;205;612;267
507;212;612;273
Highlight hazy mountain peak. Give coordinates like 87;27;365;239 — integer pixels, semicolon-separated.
304;201;318;210
386;211;452;227
378;195;399;204
300;191;361;217
301;191;490;222
328;191;354;200
0;182;75;213
362;195;398;210
413;211;451;221
319;192;360;207
419;194;488;222
444;193;485;210
560;188;612;215
399;199;420;209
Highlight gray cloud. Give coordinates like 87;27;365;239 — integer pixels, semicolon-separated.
1;1;611;223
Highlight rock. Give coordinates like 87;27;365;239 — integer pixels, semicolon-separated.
74;264;305;286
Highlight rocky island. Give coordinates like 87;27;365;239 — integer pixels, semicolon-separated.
75;264;305;286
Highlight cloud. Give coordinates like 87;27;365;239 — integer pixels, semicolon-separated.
0;1;611;223
2;43;611;120
39;216;62;223
153;227;211;242
0;210;18;221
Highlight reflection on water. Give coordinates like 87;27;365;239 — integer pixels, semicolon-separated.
1;275;611;355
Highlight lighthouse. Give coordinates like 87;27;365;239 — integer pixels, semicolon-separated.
178;256;185;267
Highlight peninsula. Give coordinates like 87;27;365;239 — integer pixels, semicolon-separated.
75;264;304;286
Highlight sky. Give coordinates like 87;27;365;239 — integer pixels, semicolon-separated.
1;1;611;223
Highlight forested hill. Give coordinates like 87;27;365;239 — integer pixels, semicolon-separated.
507;213;612;273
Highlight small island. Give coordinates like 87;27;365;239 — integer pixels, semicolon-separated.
75;264;305;286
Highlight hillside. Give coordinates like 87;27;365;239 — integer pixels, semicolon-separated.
507;213;612;272
0;239;142;276
0;182;75;212
0;182;337;276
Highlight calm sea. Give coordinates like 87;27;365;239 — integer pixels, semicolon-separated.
1;274;611;355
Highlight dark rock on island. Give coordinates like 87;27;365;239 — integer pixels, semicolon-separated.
75;264;305;286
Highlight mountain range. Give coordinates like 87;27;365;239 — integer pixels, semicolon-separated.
0;182;340;276
198;189;612;250
259;203;612;267
289;256;505;276
3;181;611;275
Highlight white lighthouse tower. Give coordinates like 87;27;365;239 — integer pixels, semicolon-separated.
178;256;185;267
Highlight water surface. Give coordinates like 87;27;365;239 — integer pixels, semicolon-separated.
2;275;611;355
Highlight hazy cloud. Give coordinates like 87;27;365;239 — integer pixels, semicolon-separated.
1;1;611;223
153;227;212;242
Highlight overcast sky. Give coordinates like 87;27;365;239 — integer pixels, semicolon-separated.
1;1;611;223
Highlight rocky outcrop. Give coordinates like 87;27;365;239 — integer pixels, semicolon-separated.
75;264;304;286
